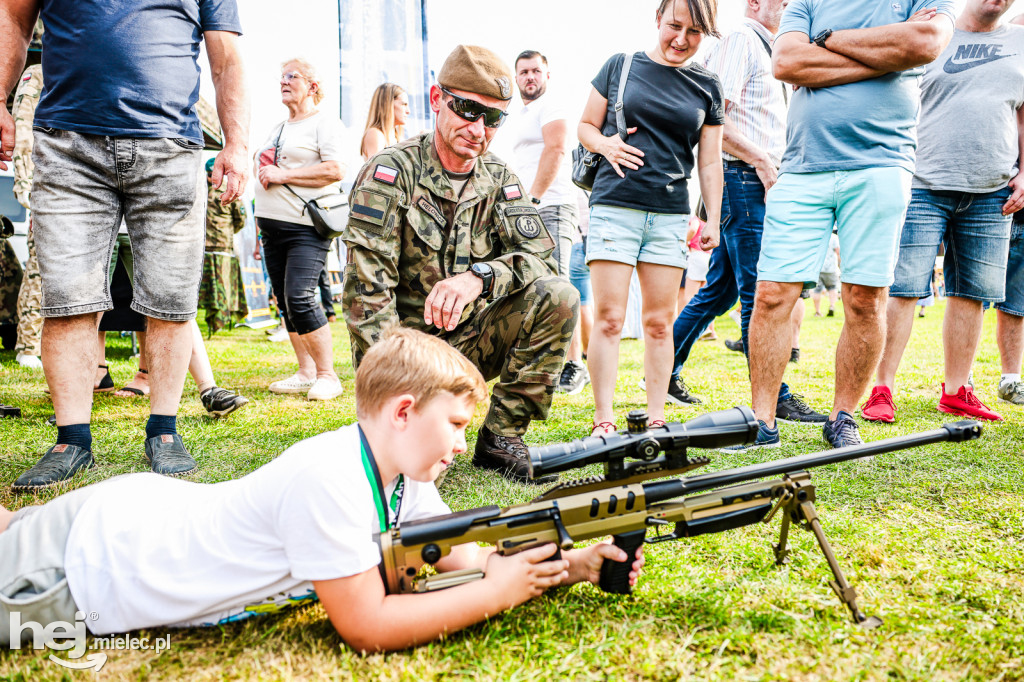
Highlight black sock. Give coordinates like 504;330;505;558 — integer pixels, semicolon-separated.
146;414;178;440
56;424;92;452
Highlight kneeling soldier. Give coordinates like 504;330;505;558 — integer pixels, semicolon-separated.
343;45;579;483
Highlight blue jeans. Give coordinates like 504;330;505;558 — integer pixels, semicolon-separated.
997;218;1024;316
890;186;1012;302
671;164;789;398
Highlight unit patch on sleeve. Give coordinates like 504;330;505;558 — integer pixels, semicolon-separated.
417;196;445;226
502;184;523;201
373;164;399;185
515;215;542;239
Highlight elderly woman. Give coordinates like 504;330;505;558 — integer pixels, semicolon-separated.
360;82;410;160
579;0;724;435
255;58;347;401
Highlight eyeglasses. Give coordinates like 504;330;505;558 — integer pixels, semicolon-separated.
281;71;308;82
440;87;508;128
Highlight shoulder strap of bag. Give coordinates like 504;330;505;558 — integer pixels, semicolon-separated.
614;53;633;141
750;29;789;106
274;120;315;215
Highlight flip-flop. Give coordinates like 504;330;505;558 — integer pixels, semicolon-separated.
94;364;116;393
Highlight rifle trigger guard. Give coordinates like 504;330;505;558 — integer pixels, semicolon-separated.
762;490;794;524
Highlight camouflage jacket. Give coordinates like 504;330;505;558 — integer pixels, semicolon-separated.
12;64;42;209
206;182;247;251
342;132;557;366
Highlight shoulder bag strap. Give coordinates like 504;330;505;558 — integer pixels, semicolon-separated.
274;121;313;215
751;30;788;106
614;53;633;141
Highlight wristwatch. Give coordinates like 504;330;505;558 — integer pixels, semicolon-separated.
470;262;494;297
531;197;541;205
813;28;833;48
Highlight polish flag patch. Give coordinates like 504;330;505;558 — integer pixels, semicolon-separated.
373;164;399;185
502;184;522;201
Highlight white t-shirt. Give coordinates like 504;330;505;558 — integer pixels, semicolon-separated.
63;424;449;635
821;232;840;274
253;110;346;227
503;94;576;208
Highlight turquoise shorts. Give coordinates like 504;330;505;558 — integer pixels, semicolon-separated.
758;167;913;287
586;204;688;269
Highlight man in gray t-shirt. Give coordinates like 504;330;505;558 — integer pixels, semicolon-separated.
862;0;1024;425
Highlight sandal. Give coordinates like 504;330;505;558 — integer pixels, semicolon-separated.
649;419;666;428
591;421;617;436
94;364;115;393
114;369;149;398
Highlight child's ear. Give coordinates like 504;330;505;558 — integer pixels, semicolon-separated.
392;394;417;429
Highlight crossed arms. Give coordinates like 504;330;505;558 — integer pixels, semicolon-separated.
773;8;954;88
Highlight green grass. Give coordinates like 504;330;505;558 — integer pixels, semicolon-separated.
2;300;1023;681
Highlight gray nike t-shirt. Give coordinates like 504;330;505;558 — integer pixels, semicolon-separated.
914;25;1024;192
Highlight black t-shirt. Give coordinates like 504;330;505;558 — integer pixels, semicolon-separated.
589;51;724;215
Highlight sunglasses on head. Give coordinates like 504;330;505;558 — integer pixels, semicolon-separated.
440;87;508;128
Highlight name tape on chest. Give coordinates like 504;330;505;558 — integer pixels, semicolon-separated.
373;164;399;186
502;184;523;201
417;196;445;226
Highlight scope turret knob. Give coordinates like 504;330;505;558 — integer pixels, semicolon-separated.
636;437;660;461
422;544;442;564
627;410;648;433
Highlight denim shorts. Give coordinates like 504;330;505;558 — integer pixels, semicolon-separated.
569;239;593;305
759;167;913;287
539;203;580;277
890;187;1012;302
998;219;1024;316
0;484;101;646
586;204;688;268
32;129;206;321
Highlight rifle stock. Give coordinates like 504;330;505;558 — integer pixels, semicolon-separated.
375;410;982;627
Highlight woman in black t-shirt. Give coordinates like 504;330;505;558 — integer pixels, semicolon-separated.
578;0;725;436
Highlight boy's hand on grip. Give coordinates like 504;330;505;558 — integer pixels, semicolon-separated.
484;544;568;608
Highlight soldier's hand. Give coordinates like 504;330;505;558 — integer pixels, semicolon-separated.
424;272;484;331
0;108;14;171
212;143;249;203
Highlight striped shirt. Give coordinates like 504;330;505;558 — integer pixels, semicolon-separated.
701;18;788;167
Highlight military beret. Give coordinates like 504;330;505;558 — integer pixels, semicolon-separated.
205;158;216;174
437;45;513;101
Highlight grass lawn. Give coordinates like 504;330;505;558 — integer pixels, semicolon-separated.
1;299;1022;681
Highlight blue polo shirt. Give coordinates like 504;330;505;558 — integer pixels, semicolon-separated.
35;0;242;144
778;0;956;174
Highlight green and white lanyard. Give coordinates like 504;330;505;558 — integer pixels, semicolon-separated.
358;426;404;532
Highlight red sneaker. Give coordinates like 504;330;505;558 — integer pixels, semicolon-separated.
937;383;1003;421
861;385;896;423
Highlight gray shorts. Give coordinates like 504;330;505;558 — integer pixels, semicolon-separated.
32;129;206;321
815;271;839;293
0;485;100;647
539;203;580;278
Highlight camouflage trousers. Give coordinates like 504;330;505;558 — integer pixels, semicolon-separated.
442;275;579;437
0;240;23;326
15;227;42;355
197;252;248;336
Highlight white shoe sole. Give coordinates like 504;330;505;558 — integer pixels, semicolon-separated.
718;440;781;454
307;382;343;401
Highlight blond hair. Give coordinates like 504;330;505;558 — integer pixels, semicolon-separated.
355;327;487;419
281;57;324;105
361;83;406;157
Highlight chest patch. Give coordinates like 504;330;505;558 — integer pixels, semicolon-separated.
502;184;523;201
373;164;399;185
417;196;445;226
516;215;543;239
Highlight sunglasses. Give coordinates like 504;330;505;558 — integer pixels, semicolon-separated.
441;87;508;128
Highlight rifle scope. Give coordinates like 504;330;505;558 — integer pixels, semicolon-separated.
528;406;759;478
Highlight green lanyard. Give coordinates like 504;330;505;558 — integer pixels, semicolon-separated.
358;426;404;533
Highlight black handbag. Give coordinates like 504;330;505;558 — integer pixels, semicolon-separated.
571;52;634;192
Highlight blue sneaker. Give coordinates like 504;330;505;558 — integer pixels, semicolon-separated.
719;420;780;452
823;410;863;449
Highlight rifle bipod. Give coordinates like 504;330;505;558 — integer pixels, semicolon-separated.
765;477;883;629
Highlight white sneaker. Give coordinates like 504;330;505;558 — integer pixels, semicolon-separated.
267;327;290;343
16;353;43;369
729;309;742;326
306;377;343;401
269;374;316;394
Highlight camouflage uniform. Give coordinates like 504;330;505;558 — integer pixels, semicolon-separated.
343;133;580;436
0;239;23;326
13;65;43;357
198;182;248;335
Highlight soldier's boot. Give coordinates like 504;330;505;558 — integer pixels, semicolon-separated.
473;426;557;485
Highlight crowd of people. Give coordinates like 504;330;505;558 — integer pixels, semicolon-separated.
0;0;1022;655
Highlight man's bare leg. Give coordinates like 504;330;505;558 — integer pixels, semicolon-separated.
749;281;803;427
997;310;1024;375
43;313;100;426
791;298;804;348
580;304;593;353
832;283;887;418
145;318;192;417
943;296;985;393
874;296;919;389
567;318;583;363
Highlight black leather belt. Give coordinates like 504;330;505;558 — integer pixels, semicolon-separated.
724;160;754;169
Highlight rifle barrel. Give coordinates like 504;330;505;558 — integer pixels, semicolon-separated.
643;421;982;504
